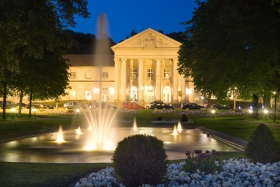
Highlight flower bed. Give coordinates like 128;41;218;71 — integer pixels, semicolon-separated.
74;158;280;187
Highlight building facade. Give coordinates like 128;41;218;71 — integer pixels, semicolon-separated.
61;28;199;105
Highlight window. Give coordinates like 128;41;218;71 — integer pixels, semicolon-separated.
102;72;108;79
85;71;92;79
131;68;138;80
164;69;170;79
102;87;108;92
147;68;153;78
70;72;76;79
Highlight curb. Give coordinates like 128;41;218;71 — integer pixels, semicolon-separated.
197;126;248;151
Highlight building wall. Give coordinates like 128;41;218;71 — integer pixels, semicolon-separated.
61;28;197;105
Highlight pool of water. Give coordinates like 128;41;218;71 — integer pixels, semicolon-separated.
0;127;239;163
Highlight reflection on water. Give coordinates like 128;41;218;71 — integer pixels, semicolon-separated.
0;128;239;163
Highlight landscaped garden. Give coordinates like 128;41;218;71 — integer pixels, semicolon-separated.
0;108;280;186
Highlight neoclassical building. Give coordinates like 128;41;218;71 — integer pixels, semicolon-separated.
61;28;198;105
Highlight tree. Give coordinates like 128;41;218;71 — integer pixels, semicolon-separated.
126;30;138;39
0;0;89;119
178;0;280;118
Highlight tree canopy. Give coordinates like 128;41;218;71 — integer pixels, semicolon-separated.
0;0;89;119
178;0;280;102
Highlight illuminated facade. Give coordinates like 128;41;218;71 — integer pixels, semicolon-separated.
61;28;198;104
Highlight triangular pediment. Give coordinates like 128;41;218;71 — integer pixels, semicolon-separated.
112;28;181;50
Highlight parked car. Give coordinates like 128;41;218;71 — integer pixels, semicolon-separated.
212;103;233;110
15;103;28;109
0;101;16;109
145;101;175;109
63;101;84;109
121;102;145;109
27;102;54;109
182;103;206;110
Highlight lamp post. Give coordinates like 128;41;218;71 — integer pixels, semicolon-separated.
273;92;277;122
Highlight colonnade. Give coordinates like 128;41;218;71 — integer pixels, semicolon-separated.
113;58;192;104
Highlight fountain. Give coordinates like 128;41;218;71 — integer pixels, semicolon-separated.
177;122;182;133
82;12;118;150
171;125;178;135
133;117;138;130
55;125;65;143
76;126;83;135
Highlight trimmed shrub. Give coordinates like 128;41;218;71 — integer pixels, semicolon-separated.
157;116;162;121
112;134;168;186
181;113;188;122
245;123;280;163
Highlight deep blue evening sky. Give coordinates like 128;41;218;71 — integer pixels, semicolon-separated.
69;0;197;43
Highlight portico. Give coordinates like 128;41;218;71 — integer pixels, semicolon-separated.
112;28;194;104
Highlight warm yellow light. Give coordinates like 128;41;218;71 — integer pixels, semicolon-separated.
263;109;269;114
11;108;15;113
94;88;99;94
86;95;92;101
211;109;215;114
76;109;80;113
186;88;192;95
109;87;115;95
248;109;253;113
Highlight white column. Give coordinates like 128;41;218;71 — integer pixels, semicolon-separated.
114;58;120;102
120;59;127;102
138;59;144;102
172;58;178;102
155;59;161;100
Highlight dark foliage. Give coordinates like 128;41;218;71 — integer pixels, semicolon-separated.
245;123;280;163
181;113;188;122
157;116;163;121
63;30;116;54
183;150;223;174
112;134;168;186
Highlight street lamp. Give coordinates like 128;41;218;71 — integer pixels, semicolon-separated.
273;91;277;122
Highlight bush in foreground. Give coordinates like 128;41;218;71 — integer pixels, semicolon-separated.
112;134;168;186
245;123;280;164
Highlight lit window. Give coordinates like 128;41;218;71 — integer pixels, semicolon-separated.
102;87;108;92
131;68;138;80
70;72;76;79
164;69;170;79
147;68;153;78
102;72;108;79
85;71;93;79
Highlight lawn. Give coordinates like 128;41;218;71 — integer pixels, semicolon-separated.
0;108;279;186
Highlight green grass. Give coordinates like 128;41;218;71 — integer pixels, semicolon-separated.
0;162;110;187
0;108;279;186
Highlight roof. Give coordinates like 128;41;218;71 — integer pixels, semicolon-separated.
63;54;114;66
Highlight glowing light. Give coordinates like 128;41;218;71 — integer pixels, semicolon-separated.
186;88;192;95
11;108;16;113
211;109;216;114
84;143;96;151
93;88;99;94
76;126;83;134
109;87;115;95
76;109;80;113
103;142;114;150
263;109;269;114
177;122;182;133
164;141;172;144
171;125;178;135
133;117;138;130
248;109;253;113
55;126;65;143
